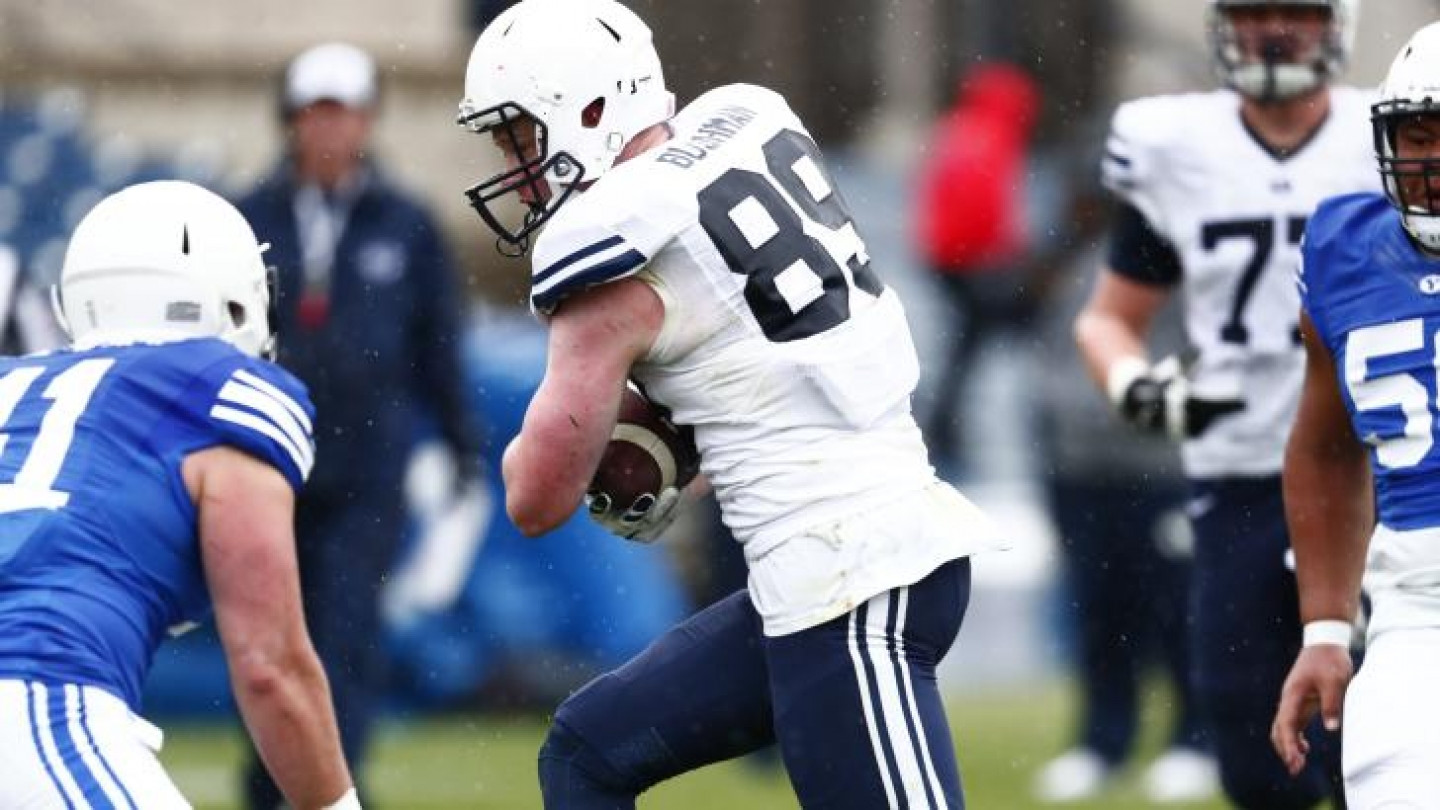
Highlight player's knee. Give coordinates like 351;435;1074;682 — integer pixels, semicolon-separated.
1217;758;1329;810
1208;706;1337;810
538;712;642;804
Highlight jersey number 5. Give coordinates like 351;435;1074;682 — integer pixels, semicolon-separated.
698;129;883;342
1346;317;1440;470
0;358;114;513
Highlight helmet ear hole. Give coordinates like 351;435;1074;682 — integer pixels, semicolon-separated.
227;300;247;328
582;98;605;129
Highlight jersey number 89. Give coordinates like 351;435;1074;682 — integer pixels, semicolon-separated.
698;129;883;343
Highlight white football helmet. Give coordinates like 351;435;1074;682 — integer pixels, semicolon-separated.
56;180;275;358
1374;22;1440;254
1208;0;1358;101
457;0;674;251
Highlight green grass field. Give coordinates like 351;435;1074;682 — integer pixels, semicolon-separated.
159;681;1239;809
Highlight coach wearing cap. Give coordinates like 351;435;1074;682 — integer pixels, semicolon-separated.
234;42;481;809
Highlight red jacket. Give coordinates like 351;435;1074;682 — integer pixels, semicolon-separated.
916;64;1039;273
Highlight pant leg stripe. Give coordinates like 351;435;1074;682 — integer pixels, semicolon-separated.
888;587;949;809
28;682;79;809
50;683;118;809
73;686;138;810
848;599;901;809
866;589;932;809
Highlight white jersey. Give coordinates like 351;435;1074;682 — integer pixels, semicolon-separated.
531;84;1004;636
1102;88;1378;478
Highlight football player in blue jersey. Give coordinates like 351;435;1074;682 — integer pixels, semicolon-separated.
1074;1;1373;806
458;0;1007;808
0;181;357;809
1273;21;1440;808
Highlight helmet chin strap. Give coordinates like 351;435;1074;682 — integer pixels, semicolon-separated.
1402;211;1440;257
496;207;543;258
496;234;529;259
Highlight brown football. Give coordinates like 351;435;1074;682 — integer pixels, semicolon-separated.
589;386;699;511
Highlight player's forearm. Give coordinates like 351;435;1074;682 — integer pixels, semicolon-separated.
231;646;353;809
1073;309;1148;393
1283;435;1372;623
502;427;592;536
504;373;624;534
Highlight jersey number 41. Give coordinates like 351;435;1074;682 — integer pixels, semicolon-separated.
0;358;114;513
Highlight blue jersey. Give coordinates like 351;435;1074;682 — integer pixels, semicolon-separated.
1301;193;1440;531
0;338;313;710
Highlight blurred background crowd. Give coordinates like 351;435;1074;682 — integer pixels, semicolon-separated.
3;0;1439;806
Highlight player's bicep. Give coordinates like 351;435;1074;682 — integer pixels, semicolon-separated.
187;446;305;658
535;279;662;450
1291;313;1362;454
207;365;316;490
505;278;664;531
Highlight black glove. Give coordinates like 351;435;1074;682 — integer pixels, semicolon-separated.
1108;356;1245;440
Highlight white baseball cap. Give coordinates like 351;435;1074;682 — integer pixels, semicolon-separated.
283;42;377;113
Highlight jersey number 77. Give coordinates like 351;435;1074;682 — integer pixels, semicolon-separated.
1202;214;1307;346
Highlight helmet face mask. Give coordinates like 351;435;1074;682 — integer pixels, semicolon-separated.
457;100;583;253
1374;22;1440;254
457;0;674;254
57;180;276;358
1208;0;1358;102
257;265;279;360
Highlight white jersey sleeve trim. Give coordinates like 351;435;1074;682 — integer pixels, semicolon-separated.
210;373;315;477
209;406;313;478
233;369;313;434
531;235;648;313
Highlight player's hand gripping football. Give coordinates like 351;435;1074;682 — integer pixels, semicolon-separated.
1270;643;1352;776
586;384;700;543
586;486;684;543
1108;354;1245;439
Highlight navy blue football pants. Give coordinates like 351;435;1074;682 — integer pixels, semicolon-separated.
1188;476;1344;810
539;558;972;809
1048;474;1204;764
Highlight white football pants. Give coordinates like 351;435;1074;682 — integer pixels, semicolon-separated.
1343;626;1440;809
0;679;190;809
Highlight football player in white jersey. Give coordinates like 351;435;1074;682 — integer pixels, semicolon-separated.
458;0;1004;807
1073;1;1374;807
1272;21;1440;808
0;182;356;808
